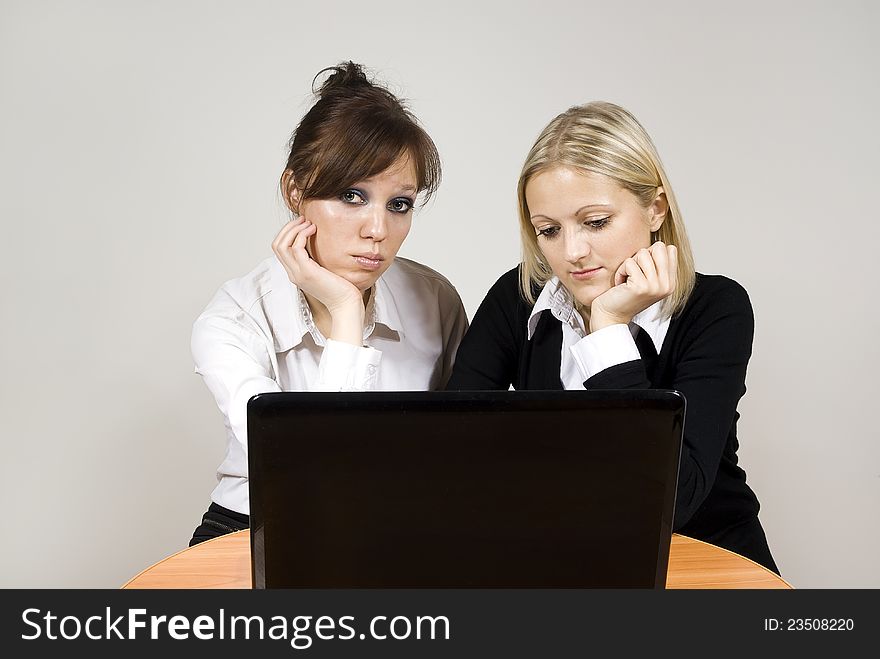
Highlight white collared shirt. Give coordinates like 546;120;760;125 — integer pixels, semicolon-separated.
526;277;670;389
192;255;468;513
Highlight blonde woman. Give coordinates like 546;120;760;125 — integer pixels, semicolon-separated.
447;102;778;574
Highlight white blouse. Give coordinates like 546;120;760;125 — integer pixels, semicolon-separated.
192;255;468;514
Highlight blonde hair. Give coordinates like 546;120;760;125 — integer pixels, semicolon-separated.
517;101;695;318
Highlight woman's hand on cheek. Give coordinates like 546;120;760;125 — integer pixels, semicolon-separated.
272;218;363;315
589;242;678;333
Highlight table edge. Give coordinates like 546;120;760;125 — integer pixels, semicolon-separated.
120;531;250;589
122;530;792;589
672;534;793;588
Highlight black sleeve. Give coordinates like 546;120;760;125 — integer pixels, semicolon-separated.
446;268;523;390
585;278;754;529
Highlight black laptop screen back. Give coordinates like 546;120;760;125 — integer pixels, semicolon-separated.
247;390;684;588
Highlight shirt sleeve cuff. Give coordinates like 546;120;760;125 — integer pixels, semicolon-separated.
314;339;382;391
570;324;640;381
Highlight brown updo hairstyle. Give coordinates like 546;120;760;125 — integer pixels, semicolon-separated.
280;61;441;213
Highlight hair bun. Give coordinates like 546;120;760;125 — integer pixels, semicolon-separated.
313;61;371;98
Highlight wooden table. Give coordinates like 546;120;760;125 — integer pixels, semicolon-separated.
123;531;791;589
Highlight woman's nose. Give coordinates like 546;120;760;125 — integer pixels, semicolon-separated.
564;230;590;263
361;206;388;241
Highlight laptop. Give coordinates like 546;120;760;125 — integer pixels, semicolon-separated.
247;389;684;588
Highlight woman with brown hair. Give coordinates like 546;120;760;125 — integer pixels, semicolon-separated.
189;62;467;544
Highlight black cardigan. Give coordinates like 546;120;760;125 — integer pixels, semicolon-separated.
447;267;778;574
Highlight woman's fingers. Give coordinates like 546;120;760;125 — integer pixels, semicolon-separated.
634;247;658;285
613;258;632;286
272;218;318;284
646;241;680;297
649;242;669;291
272;220;294;254
273;219;310;257
615;256;646;287
269;218;363;320
290;222;317;267
592;242;678;331
667;244;678;294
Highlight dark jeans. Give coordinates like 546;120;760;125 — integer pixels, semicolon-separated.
189;502;250;546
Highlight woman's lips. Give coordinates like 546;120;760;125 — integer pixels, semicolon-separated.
354;254;383;271
570;266;603;281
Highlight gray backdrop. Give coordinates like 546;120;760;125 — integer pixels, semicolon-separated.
1;0;877;588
